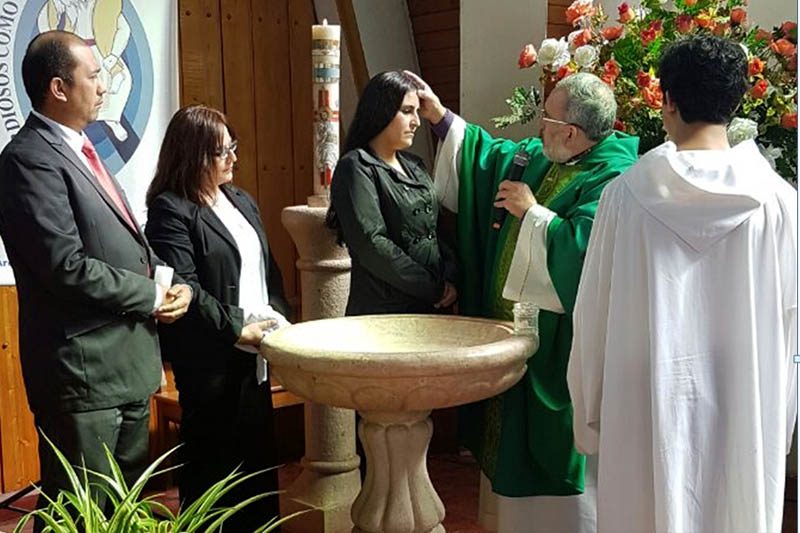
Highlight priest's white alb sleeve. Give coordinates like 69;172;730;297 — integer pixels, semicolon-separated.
502;204;565;313
433;115;466;213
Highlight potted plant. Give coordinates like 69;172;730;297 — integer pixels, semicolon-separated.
15;434;303;532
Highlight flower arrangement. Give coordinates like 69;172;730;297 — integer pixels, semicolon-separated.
494;0;798;181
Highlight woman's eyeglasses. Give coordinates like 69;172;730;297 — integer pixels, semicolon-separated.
215;140;238;159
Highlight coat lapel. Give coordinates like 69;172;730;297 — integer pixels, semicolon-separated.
28;115;145;243
221;185;271;278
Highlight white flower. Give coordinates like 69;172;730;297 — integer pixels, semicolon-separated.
727;117;759;146
574;45;599;68
758;143;782;171
539;38;571;69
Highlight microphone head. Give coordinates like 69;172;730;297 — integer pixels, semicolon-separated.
512;150;530;168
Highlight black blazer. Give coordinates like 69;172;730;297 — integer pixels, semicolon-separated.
330;149;457;315
145;184;288;371
0;114;163;413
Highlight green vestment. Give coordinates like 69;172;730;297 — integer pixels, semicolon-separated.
456;124;639;497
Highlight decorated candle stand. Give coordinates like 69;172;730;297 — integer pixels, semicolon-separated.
276;19;359;533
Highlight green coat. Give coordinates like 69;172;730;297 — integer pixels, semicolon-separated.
456;125;639;497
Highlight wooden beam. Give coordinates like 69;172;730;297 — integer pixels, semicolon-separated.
336;0;369;94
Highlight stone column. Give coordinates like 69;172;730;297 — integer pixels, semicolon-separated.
279;205;360;533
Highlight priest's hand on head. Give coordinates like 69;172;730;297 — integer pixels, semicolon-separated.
494;180;537;219
403;70;446;125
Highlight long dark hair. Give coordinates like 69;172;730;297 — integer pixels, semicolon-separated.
146;105;235;207
326;71;420;242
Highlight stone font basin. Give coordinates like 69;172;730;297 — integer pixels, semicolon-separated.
263;314;538;533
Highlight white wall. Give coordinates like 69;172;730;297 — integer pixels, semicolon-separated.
461;0;547;141
351;0;435;166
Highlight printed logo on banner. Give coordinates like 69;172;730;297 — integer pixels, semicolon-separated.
0;0;154;174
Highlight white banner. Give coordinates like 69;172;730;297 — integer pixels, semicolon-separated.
0;0;179;285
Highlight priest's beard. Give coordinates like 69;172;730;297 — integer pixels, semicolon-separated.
542;142;573;164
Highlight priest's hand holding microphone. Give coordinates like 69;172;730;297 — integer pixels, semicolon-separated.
493;154;537;226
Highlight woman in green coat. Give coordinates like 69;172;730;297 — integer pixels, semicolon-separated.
327;71;457;315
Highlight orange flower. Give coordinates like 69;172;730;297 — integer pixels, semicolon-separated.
601;73;616;87
695;13;714;29
684;0;697;6
750;79;769;99
712;22;730;36
601;25;624;41
566;0;595;26
789;53;797;72
636;71;652;88
569;28;592;48
642;80;663;110
604;59;621;80
730;7;747;26
676;14;695;34
781;112;798;128
618;2;635;24
557;64;577;80
748;57;764;76
518;44;538;69
771;38;796;57
781;21;797;39
755;29;774;44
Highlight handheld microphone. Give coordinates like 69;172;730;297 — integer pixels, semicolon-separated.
491;149;530;230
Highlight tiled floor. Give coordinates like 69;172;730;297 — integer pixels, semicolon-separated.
0;458;795;533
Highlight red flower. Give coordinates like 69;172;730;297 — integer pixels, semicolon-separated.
712;22;730;36
601;73;616;87
750;79;769;99
636;71;652;88
566;0;595;26
789;53;797;72
601;25;624;41
518;44;538;69
649;20;663;32
755;29;774;44
781;21;797;40
781;112;798;128
730;7;747;26
613;118;626;131
618;2;635;24
569;28;592;48
641;27;658;46
684;0;697;6
642;80;663;110
603;59;621;80
676;14;695;34
748;57;764;76
557;64;577;80
695;13;714;29
771;38;796;57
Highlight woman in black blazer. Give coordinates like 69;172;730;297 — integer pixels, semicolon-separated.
145;105;288;530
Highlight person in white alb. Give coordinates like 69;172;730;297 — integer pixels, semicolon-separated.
568;34;797;533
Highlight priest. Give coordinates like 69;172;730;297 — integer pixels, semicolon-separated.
568;35;797;533
409;71;638;533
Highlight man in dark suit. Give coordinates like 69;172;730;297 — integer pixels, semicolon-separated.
0;30;192;525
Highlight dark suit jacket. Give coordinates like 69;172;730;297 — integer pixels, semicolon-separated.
0;114;163;414
144;184;288;371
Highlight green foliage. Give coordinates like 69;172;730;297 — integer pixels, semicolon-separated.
492;86;542;129
15;433;306;533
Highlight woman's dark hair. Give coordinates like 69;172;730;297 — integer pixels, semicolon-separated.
146;105;235;207
658;34;748;125
326;71;420;241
